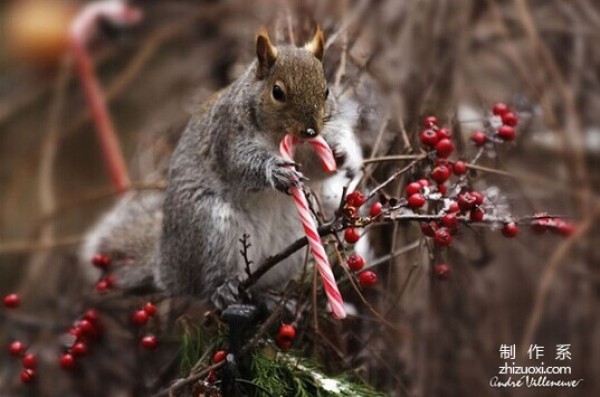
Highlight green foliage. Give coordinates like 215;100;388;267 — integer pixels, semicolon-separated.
177;322;385;396
251;349;386;397
179;322;227;374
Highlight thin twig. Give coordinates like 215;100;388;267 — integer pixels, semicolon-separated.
466;163;600;203
150;362;223;397
239;234;253;279
368;158;424;200
334;248;411;336
519;204;599;356
325;0;370;49
362;154;424;164
0;236;82;256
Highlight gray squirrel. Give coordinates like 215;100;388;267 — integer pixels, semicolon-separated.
80;27;367;304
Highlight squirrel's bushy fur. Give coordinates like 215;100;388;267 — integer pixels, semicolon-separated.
80;28;365;304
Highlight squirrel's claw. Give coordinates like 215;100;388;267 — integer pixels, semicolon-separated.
269;157;306;193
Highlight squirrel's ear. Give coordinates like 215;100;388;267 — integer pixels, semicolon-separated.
256;28;278;79
305;26;325;62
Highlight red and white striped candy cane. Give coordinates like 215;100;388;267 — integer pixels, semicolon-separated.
279;134;346;319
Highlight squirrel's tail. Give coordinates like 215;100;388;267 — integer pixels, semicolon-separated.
79;191;164;292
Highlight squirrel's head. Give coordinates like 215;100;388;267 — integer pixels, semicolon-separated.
255;27;328;140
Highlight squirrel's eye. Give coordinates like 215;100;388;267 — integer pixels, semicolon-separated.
325;88;329;99
272;84;285;102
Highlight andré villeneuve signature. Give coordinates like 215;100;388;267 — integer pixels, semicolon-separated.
490;376;584;388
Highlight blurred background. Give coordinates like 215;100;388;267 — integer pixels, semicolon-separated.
1;0;599;396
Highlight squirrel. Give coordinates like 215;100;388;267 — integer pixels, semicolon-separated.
80;27;366;305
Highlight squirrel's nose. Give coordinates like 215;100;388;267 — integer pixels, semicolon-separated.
304;128;317;138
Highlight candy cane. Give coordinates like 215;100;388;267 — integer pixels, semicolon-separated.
279;134;346;319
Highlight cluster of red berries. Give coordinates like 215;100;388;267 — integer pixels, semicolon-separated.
420;116;456;158
342;192;380;289
91;254;116;293
412;109;576;280
342;191;385;244
131;302;158;350
275;323;297;350
346;253;378;289
7;341;37;384
416;118;476;199
342;191;366;244
471;102;519;145
4;293;37;384
59;309;103;370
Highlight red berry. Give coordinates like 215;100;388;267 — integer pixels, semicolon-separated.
131;310;149;326
95;280;110;293
501;111;518;126
212;350;227;363
453;161;467;175
406;182;422;196
22;353;37;369
20;369;35;384
140;335;158;350
83;309;100;323
408;193;426;209
278;324;297;341
69;326;83;339
501;222;519;238
346;191;366;208
344;205;358;218
344;228;361;244
143;302;157;316
469;207;485;222
447;201;460;213
497;125;516;141
531;217;550;234
441;213;459;229
435;157;452;168
59;353;76;370
431;165;450;183
492;102;510;116
358;271;378;288
457;192;477;211
555;220;575;237
8;341;25;357
471;131;487;146
434;228;452;247
3;293;20;308
71;342;88;356
434;263;451;280
436;128;452;140
420;128;439;147
276;335;293;350
207;369;217;383
471;191;484;206
438;184;447;196
423;116;438;127
420;221;438;237
417;178;430;188
91;254;111;269
104;274;116;287
435;138;455;158
369;202;383;217
78;319;95;336
347;253;366;272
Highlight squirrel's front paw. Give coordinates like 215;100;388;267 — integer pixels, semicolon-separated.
268;158;306;193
